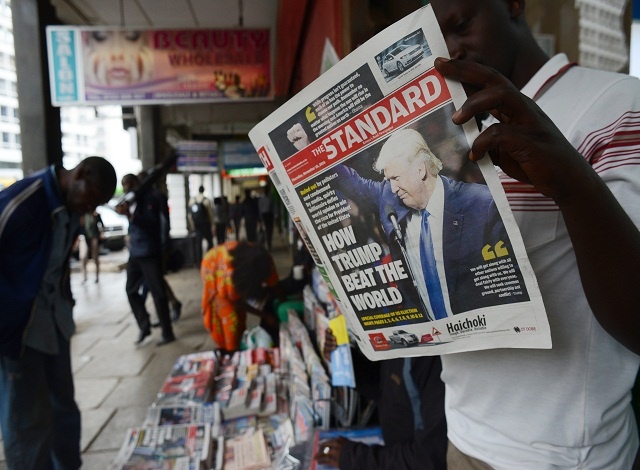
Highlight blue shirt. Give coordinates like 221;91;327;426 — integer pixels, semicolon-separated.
24;169;79;354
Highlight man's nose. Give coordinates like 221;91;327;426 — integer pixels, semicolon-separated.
447;39;466;61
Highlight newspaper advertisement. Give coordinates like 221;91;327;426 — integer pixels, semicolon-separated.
249;5;551;360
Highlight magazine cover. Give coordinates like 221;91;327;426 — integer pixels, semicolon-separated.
249;5;551;360
155;351;218;406
111;423;213;470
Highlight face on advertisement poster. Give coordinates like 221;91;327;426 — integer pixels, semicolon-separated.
83;30;153;87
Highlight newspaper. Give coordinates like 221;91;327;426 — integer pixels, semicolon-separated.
110;423;213;470
249;5;551;360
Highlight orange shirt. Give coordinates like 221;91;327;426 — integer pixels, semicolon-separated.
200;241;278;351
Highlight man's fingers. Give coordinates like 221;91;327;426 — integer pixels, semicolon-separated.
435;57;508;90
435;58;539;126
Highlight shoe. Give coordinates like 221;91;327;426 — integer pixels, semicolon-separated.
171;302;183;323
151;321;161;328
157;335;176;346
135;329;151;345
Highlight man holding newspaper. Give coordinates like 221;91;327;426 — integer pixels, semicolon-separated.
429;0;640;468
258;0;640;467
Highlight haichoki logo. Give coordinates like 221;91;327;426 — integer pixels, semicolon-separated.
369;332;390;351
257;146;274;171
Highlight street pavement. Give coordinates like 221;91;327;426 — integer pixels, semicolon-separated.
0;232;294;469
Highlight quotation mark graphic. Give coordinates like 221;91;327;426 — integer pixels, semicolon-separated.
482;241;509;261
305;106;317;122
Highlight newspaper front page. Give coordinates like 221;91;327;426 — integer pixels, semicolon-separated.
249;5;551;360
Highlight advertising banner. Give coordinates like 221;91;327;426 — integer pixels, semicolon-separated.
176;141;218;173
46;27;272;106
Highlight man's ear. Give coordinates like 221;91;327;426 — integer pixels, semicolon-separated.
508;0;525;19
74;163;90;181
420;162;428;181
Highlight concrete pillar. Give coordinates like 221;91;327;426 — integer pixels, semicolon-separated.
136;105;158;170
213;172;222;198
12;0;62;174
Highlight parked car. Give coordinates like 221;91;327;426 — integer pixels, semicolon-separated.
389;329;419;347
381;44;424;76
96;204;129;251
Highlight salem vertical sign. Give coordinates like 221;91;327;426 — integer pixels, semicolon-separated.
47;28;79;104
46;27;272;106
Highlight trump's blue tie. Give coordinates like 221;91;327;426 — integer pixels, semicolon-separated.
420;210;447;320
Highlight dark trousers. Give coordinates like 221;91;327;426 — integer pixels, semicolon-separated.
261;211;274;249
195;226;213;261
215;223;227;245
126;255;174;341
0;332;81;470
233;217;242;240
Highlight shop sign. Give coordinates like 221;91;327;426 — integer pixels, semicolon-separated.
46;26;272;106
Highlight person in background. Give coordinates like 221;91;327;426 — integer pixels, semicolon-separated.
277;227;315;297
230;195;243;241
141;277;183;326
0;156;116;470
136;170;182;324
428;0;640;467
314;329;447;470
258;185;275;250
200;241;281;354
80;209;104;284
240;189;260;243
117;173;176;347
188;185;214;262
212;196;229;246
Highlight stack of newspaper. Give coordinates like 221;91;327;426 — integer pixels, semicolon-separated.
111;351;223;470
154;351;220;407
110;423;218;470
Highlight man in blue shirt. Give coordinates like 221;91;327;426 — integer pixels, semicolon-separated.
0;156;116;470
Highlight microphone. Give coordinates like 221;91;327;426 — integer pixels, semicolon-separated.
385;204;403;244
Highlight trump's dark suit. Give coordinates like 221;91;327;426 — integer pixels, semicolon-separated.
333;164;529;314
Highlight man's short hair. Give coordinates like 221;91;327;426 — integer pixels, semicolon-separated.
80;156;117;200
374;128;443;176
121;173;139;186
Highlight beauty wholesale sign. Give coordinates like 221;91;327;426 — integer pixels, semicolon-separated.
46;27;272;106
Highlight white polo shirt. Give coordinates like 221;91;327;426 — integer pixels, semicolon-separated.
442;54;640;469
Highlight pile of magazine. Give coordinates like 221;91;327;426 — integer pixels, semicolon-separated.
110;351;224;470
217;348;300;470
278;314;331;445
111;422;220;470
155;350;220;406
109;335;328;469
214;349;279;421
